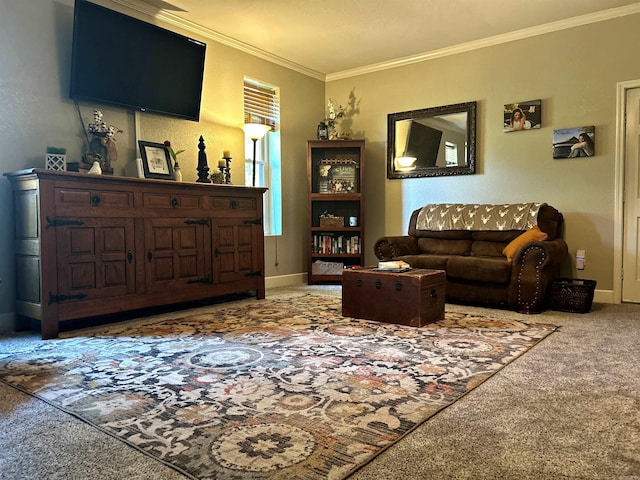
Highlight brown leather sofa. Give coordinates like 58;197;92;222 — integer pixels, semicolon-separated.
374;203;569;313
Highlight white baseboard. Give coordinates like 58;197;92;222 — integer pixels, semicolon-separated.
593;288;614;304
265;273;308;289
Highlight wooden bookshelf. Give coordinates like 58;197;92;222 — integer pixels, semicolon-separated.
307;140;365;283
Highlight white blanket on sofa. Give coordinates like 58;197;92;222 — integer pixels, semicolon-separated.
416;203;542;231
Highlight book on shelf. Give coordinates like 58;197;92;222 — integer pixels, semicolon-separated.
312;234;360;254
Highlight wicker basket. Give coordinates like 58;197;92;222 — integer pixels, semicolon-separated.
320;217;344;228
549;278;596;313
312;260;344;275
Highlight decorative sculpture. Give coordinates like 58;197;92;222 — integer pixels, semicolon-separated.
196;135;211;183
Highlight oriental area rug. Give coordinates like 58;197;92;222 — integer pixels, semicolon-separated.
0;294;557;480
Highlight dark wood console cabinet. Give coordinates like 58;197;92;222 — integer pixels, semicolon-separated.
5;169;267;339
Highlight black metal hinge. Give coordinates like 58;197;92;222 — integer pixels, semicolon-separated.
49;292;88;304
243;219;262;226
46;217;85;228
185;219;210;226
187;277;213;285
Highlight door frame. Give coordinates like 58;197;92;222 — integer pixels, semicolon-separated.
614;79;640;304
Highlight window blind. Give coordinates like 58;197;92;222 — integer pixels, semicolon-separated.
244;79;280;131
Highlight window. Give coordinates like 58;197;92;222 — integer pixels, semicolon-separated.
243;78;282;236
445;141;458;167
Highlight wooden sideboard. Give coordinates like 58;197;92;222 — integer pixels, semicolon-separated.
4;169;267;339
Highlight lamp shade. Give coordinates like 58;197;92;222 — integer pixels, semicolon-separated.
395;156;417;171
242;123;271;140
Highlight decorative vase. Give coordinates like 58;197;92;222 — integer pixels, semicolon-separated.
88;161;102;175
173;162;182;182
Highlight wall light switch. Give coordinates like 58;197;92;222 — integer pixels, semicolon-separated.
576;249;586;270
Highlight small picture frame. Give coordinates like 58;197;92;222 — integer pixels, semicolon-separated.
138;141;174;179
504;100;542;132
552;126;595;159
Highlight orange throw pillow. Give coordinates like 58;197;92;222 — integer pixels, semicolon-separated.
502;225;548;261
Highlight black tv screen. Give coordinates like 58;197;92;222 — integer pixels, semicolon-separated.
70;0;206;121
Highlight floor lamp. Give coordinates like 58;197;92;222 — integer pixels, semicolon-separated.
242;123;271;186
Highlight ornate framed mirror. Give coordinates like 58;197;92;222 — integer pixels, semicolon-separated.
387;101;477;179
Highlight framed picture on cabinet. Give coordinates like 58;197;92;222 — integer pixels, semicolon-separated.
138;140;174;179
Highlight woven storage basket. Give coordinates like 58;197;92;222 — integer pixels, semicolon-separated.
311;261;344;275
549;278;596;313
320;217;344;228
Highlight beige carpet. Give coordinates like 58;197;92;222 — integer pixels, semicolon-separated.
1;285;639;479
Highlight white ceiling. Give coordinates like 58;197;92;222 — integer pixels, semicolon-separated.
126;0;640;79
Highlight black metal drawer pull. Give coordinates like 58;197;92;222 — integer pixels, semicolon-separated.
375;280;381;289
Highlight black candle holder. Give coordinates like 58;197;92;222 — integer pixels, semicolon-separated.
223;156;232;184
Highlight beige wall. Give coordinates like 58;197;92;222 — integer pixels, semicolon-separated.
0;0;323;329
1;1;639;330
327;13;640;296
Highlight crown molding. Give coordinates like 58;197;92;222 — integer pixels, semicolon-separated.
109;0;326;81
104;1;640;83
326;3;640;82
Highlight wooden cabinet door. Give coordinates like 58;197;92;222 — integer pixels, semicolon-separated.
54;217;136;302
213;218;261;283
144;218;211;292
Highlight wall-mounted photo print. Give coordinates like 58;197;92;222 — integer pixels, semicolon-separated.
552;126;595;159
504;100;542;132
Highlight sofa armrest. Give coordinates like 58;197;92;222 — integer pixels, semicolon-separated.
374;236;420;260
510;238;569;313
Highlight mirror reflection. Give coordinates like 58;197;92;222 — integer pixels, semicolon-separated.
387;101;476;179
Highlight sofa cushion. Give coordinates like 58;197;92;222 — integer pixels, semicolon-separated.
502;226;548;261
396;254;450;271
417;237;472;255
470;231;522;256
471;241;510;257
447;256;512;284
471;231;523;242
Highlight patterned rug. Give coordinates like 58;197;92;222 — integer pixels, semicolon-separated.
0;294;557;480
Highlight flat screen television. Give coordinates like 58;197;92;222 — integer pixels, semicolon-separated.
70;0;206;121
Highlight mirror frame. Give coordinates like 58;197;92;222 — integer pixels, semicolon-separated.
387;101;477;179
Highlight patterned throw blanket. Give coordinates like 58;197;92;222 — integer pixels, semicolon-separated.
416;203;542;231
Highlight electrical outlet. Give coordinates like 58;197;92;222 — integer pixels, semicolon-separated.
576;249;586;270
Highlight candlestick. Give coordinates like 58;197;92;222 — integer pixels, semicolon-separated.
218;159;226;167
223;150;231;158
223;155;232;184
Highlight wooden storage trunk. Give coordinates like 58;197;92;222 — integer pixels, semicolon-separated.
342;268;445;327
